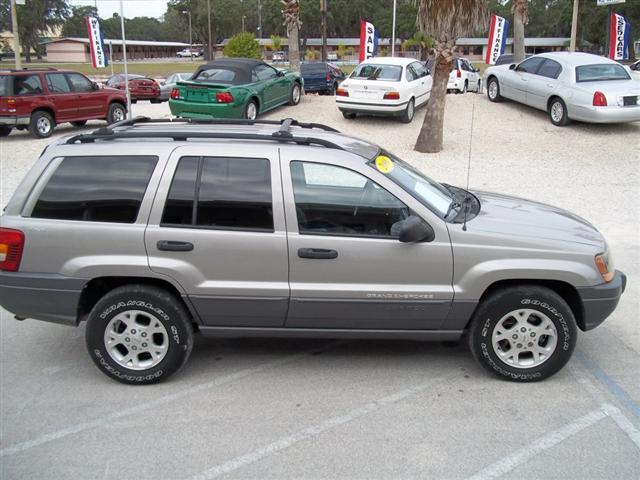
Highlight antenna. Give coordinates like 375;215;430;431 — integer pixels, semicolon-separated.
462;101;475;232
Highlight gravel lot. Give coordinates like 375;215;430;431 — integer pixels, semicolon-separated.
1;94;639;479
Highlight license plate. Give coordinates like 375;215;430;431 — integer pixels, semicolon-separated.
187;89;208;101
354;90;379;99
622;96;638;106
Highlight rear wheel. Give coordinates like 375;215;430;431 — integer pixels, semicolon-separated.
487;77;503;102
549;97;570;127
0;126;11;137
461;81;468;94
106;103;126;124
475;80;482;93
244;99;258;120
469;285;577;382
85;285;194;384
399;98;415;123
29;110;55;138
71;120;87;127
289;82;302;106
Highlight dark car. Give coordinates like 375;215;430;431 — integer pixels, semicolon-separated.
300;61;346;95
105;74;162;103
0;67;127;138
494;53;532;66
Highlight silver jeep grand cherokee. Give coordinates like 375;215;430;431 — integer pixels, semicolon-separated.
0;117;626;384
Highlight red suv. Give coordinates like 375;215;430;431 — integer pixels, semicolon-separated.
0;68;127;138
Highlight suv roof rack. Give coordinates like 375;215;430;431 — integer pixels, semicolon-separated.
7;67;58;72
65;117;346;152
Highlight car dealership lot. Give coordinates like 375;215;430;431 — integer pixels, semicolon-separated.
1;96;639;479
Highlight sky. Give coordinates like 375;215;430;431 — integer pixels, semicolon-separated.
67;0;169;20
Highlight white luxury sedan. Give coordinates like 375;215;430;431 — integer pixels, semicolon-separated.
336;57;432;123
484;52;640;126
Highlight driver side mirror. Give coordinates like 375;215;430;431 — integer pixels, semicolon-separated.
396;215;435;243
277;70;285;77
509;64;516;70
92;81;100;90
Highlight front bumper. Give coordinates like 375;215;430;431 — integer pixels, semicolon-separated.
0;115;30;127
576;270;627;331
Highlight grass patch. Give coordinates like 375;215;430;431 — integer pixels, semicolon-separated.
0;61;204;77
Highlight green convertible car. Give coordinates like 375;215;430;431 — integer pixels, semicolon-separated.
169;58;303;120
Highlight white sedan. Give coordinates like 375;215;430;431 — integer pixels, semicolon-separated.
484;52;640;126
336;57;432;123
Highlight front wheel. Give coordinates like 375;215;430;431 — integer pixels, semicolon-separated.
85;285;194;384
487;77;503;102
469;286;577;382
549;97;570;127
399;98;415;123
289;82;302;106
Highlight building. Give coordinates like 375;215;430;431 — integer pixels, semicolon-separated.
42;37;191;63
456;37;573;61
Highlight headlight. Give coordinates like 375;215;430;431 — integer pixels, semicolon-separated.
595;252;614;283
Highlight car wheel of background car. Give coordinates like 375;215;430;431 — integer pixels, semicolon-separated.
461;81;468;94
476;80;482;93
28;110;55;139
487;77;503;102
342;112;356;120
549;97;570;127
468;285;577;382
107;103;126;124
0;126;11;137
399;98;415;124
85;284;194;385
332;82;338;95
150;99;161;104
289;82;302;106
71;120;87;127
244;100;258;120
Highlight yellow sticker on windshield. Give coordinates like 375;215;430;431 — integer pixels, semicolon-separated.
375;155;394;174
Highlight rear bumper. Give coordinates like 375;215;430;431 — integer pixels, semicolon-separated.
0;115;30;127
336;98;408;116
570;105;640;123
169;99;244;119
448;79;463;90
576;270;626;331
305;84;332;92
132;92;161;100
0;272;86;326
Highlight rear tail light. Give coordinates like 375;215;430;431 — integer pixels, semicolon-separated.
456;69;462;78
383;91;400;100
593;91;607;107
336;87;348;97
0;228;25;272
7;97;16;112
170;88;182;100
215;91;234;103
326;73;331;82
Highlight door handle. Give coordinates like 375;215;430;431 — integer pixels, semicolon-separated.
157;240;194;252
547;83;554;88
298;248;338;259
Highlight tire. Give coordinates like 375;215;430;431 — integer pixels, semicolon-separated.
0;126;11;137
461;81;468;94
399;98;415;124
475;80;482;93
106;102;126;124
244;99;258;120
342;111;356;120
289;82;302;106
332;82;338;95
469;285;577;382
549;97;570;127
28;110;55;138
487;77;503;102
85;285;194;385
71;120;87;127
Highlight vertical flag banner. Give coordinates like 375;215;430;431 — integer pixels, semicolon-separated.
359;20;378;62
86;16;108;68
609;13;631;60
485;14;509;65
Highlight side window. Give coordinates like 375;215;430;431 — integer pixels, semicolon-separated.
537;59;562;79
106;75;121;86
31;156;158;223
515;57;545;74
66;73;93;92
290;161;410;238
412;62;427;77
254;64;277;81
46;73;72;93
14;74;43;95
162;157;273;231
405;65;418;82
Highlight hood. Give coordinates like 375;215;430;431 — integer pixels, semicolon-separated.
470;190;605;249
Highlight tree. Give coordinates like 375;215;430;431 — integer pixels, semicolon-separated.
0;0;68;62
223;31;261;58
282;0;301;71
337;42;347;60
415;0;488;153
270;34;282;51
512;0;528;62
61;5;98;38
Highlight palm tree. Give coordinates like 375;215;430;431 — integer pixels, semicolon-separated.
282;0;301;71
512;0;529;63
415;0;488;153
270;34;283;52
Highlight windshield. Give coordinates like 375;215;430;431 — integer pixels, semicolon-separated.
576;64;631;82
367;150;453;217
351;64;402;81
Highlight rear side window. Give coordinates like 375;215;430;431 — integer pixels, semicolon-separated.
46;73;72;93
537;59;562;79
13;74;44;95
31;156;157;223
162;157;273;231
